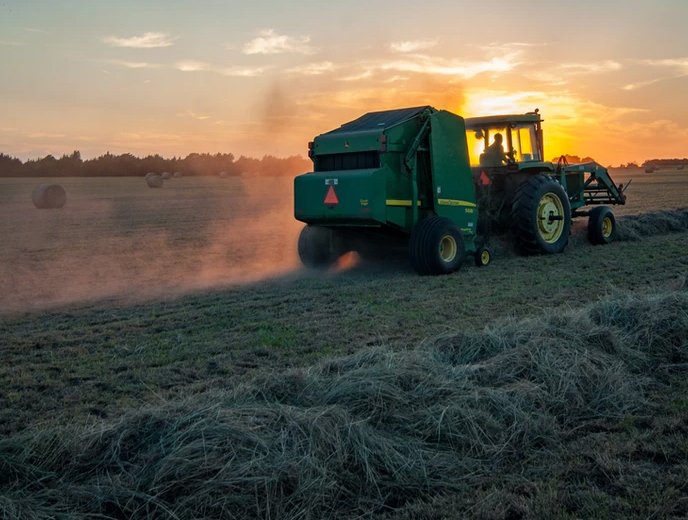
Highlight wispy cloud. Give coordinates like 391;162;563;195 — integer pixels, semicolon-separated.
243;29;315;55
0;40;21;46
174;60;266;77
623;57;688;90
642;57;688;72
379;54;519;78
103;32;176;49
390;39;438;53
110;60;162;69
287;61;335;75
176;110;211;121
558;60;622;74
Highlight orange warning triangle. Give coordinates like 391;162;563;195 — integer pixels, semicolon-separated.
479;170;491;186
324;185;339;205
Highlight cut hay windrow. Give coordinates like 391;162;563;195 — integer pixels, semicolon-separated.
615;209;688;241
1;288;687;518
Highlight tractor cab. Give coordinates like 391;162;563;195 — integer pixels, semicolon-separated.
464;111;544;169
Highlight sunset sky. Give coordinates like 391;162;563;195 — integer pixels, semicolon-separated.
1;0;687;166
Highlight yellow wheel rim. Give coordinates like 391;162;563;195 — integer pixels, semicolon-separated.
601;216;613;238
480;250;490;265
439;235;458;262
537;193;565;244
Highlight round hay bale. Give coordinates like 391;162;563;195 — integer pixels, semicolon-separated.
173;171;182;178
644;166;656;173
32;184;66;209
161;172;172;180
218;171;228;178
146;174;164;188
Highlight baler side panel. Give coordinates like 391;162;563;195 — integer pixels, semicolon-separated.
428;111;479;242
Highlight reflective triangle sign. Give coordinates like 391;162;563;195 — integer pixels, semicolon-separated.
324;185;339;205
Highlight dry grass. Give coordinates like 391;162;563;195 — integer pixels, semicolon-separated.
1;287;687;519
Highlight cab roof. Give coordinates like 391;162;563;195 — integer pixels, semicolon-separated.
464;112;542;128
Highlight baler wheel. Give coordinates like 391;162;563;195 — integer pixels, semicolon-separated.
587;206;617;245
474;246;492;267
297;225;344;268
409;216;465;275
511;174;571;255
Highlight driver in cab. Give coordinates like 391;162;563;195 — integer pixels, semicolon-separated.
481;133;508;167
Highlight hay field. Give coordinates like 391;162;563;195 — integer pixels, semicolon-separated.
1;169;688;518
0;175;302;313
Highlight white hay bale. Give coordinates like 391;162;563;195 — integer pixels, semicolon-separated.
146;174;164;188
32;184;67;209
161;172;172;180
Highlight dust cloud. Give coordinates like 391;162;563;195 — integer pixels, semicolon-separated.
0;176;304;314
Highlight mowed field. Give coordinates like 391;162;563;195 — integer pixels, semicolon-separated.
2;168;688;518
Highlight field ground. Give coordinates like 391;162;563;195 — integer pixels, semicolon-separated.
1;168;688;518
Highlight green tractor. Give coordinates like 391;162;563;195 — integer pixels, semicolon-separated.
293;106;626;275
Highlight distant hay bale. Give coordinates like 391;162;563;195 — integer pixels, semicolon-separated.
678;165;685;170
644;166;656;173
32;184;66;209
145;174;164;188
173;171;182;177
161;172;172;180
218;171;228;178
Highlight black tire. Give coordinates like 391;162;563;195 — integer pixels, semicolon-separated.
297;225;344;268
408;216;465;275
511;174;571;255
587;206;616;245
474;246;492;267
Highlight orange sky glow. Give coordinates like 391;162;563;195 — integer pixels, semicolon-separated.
1;0;688;166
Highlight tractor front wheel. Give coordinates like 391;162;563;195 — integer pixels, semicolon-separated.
511;174;571;255
409;216;465;275
587;206;617;245
297;225;344;268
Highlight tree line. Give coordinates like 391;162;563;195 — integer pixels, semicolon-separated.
0;151;312;178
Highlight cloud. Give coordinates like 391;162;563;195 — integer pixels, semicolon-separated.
287;61;335;75
379;54;519;78
623;57;688;90
242;29;315;55
176;110;211;121
642;57;688;72
174;60;266;77
558;60;622;74
390;39;438;53
0;40;21;46
110;60;161;69
103;32;175;49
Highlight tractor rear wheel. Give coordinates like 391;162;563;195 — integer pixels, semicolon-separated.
297;225;344;268
587;206;616;244
511;174;571;255
409;216;465;275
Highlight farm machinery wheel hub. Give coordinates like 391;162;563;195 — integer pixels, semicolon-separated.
439;235;458;263
602;216;614;239
537;193;566;244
